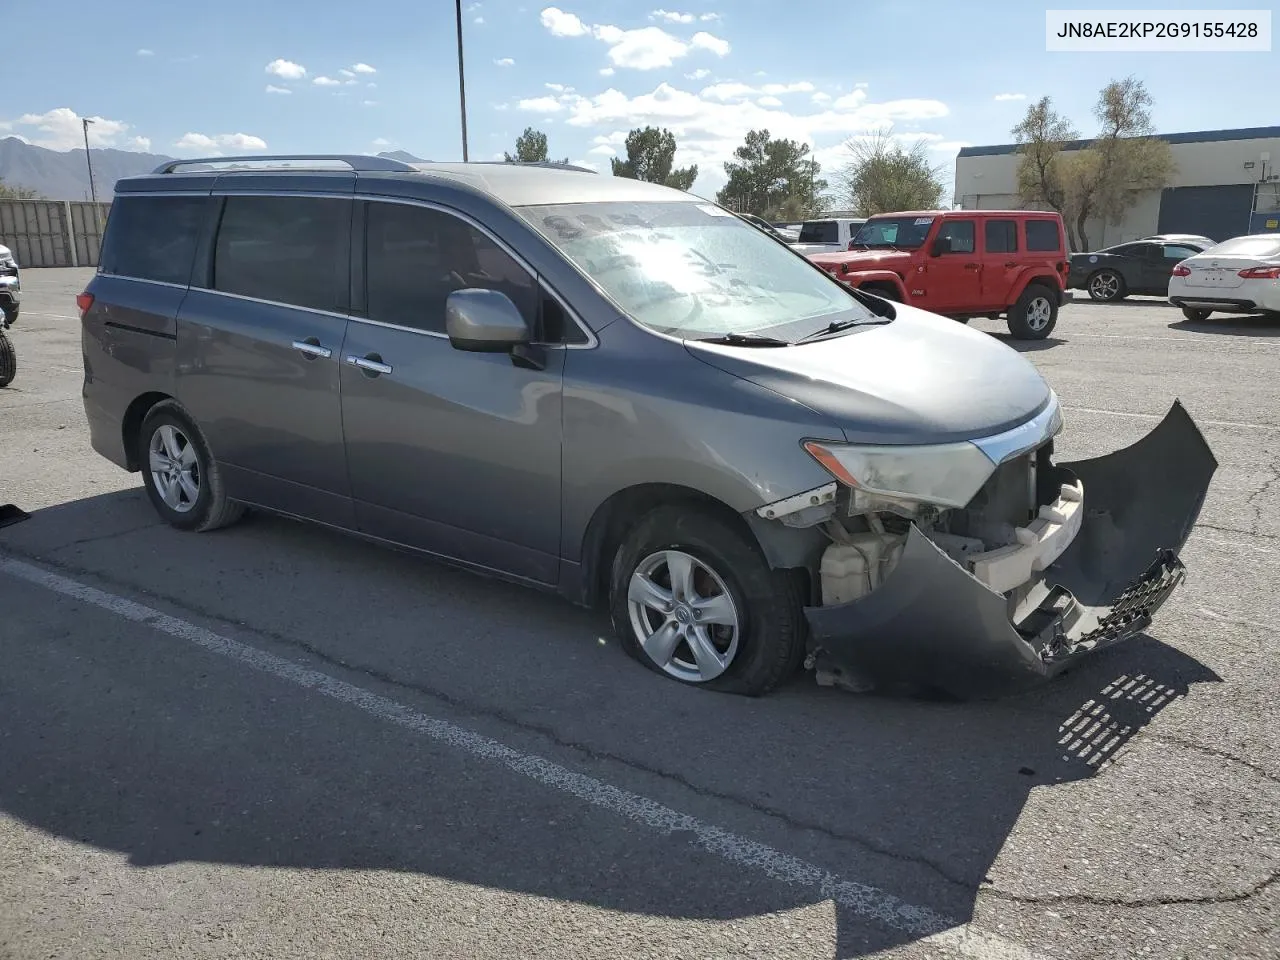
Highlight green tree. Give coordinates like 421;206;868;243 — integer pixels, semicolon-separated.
504;127;568;164
835;127;946;216
0;177;41;200
609;126;698;190
1012;77;1175;250
714;129;826;220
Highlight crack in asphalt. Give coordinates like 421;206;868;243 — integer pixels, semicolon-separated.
1244;456;1280;537
1143;733;1280;786
1195;522;1280;543
58;522;163;548
0;542;985;898
979;868;1280;909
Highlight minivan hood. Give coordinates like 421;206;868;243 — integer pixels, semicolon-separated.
685;302;1052;445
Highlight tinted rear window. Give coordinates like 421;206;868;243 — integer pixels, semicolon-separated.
99;194;209;285
211;195;350;313
1025;219;1062;252
985;219;1017;253
799;221;838;244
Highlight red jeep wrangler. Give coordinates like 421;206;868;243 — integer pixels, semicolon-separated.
807;210;1070;339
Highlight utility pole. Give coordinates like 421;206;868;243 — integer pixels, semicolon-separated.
455;0;469;161
82;117;103;237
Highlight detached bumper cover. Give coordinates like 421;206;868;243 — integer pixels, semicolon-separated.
802;400;1217;699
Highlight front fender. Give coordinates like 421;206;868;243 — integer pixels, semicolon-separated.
845;269;909;300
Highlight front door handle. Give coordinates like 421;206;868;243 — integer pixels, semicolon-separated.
964;262;981;270
1005;261;1018;268
292;338;332;359
345;354;393;376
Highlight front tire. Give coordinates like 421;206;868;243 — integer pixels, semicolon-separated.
0;332;15;388
1087;269;1125;302
608;505;807;696
1181;306;1211;322
1007;283;1058;339
138;400;245;532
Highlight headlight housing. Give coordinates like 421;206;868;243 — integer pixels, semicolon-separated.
802;438;998;509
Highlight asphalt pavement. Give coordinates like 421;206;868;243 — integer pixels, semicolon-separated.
1;270;1276;960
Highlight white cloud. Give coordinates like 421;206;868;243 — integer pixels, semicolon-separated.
600;67;615;76
761;81;814;95
495;57;515;66
314;76;341;86
757;96;782;107
15;108;131;151
367;82;377;88
855;82;869;89
340;68;356;77
588;143;617;155
812;91;832;104
266;58;306;80
540;6;590;36
517;95;564;112
128;136;152;151
265;84;292;94
352;62;377;73
700;11;720;19
345;79;358;85
540;7;728;69
994;92;1027;101
546;82;574;93
475;15;485;23
372;137;391;146
651;9;694;22
137;48;154;56
686;68;710;79
690;31;730;56
173;132;268;153
547;81;950;192
363;100;378;106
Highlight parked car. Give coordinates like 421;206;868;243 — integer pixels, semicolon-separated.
0;240;20;326
807;210;1070;339
1167;232;1280;321
1067;236;1213;301
789;217;865;255
77;155;1216;700
771;222;802;242
735;212;792;243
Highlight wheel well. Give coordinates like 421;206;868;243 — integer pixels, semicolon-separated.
858;280;902;300
121;391;173;471
578;483;762;609
1020;276;1060;297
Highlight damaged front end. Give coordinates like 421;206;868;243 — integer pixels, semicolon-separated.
754;399;1217;699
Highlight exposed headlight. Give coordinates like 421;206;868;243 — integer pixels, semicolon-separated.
802;438;997;509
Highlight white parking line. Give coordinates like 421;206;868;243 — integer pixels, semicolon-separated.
19;312;80;321
0;554;1051;960
1065;332;1280;347
1062;406;1280;433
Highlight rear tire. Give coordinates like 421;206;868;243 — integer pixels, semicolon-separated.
1086;269;1125;302
1006;283;1058;339
1181;306;1211;322
138;400;245;533
0;332;15;388
608;505;807;696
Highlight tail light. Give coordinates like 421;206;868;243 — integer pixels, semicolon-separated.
1238;265;1280;279
1171;264;1191;276
75;292;94;317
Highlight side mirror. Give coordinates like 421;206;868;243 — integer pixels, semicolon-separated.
931;235;952;256
446;288;531;352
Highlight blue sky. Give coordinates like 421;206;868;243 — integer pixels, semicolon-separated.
4;0;1275;200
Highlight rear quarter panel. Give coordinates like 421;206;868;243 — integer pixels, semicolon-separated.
80;275;182;469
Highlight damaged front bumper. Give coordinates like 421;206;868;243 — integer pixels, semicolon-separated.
802;401;1217;699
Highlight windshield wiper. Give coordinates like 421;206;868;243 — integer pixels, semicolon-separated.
796;316;891;342
694;332;789;346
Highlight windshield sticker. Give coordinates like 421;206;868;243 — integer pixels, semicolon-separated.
697;204;733;217
913;217;934;225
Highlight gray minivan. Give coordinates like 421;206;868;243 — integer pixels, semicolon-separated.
78;155;1217;699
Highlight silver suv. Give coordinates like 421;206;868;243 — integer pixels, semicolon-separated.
78;155;1217;699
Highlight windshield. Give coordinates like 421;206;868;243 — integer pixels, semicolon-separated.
517;200;877;340
1202;235;1280;258
850;216;934;249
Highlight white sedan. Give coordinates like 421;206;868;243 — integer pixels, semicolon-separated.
1168;233;1280;321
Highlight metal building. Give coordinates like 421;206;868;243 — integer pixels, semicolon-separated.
954;125;1280;250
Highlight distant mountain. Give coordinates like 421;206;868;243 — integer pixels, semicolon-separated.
0;137;175;201
0;139;434;201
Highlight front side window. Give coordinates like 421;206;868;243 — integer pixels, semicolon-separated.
936;219;975;254
100;194;209;285
517;200;878;341
365;201;539;336
212;195;350;313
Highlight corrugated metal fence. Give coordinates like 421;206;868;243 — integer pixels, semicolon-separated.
0;199;113;268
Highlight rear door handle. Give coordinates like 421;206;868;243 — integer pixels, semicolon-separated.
292;338;332;359
1005;261;1018;268
964;262;981;270
345;354;393;376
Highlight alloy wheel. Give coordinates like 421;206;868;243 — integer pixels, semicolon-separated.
1089;272;1120;300
1025;296;1053;331
148;424;201;514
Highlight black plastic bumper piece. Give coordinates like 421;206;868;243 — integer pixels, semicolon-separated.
802;400;1217;700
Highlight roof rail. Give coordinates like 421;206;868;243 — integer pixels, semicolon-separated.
471;160;598;174
152;154;420;175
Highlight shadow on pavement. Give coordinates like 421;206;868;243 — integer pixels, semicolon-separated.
1169;313;1280;337
990;333;1065;353
0;490;1223;957
1065;296;1173;309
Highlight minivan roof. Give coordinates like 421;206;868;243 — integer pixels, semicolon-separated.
125;154;703;209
